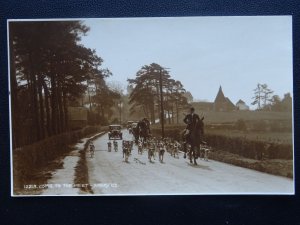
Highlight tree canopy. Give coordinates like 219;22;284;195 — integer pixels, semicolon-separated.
128;63;189;124
10;21;119;147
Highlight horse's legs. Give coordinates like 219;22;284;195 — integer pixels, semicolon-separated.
190;144;198;165
183;142;187;158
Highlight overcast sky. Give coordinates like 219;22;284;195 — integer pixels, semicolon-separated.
80;16;292;109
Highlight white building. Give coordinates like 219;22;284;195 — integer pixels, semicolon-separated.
236;99;249;111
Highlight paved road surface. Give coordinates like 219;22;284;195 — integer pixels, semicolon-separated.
86;129;294;195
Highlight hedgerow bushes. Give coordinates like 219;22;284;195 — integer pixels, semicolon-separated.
13;126;107;190
151;125;293;160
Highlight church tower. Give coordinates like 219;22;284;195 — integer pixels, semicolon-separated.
213;86;235;112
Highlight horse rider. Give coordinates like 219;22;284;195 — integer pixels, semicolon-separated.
142;117;150;132
137;117;151;138
183;107;201;142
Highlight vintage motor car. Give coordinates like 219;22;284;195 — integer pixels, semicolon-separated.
108;124;123;140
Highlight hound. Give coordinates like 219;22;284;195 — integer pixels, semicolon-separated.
113;140;118;152
138;141;143;154
158;142;165;163
107;141;112;152
171;141;180;158
122;140;130;162
89;141;95;158
148;142;156;162
200;142;211;161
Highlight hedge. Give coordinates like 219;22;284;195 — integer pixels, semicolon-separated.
13;126;107;191
151;125;293;160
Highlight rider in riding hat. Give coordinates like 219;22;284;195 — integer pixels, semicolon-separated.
183;107;201;140
142;117;150;129
138;117;151;135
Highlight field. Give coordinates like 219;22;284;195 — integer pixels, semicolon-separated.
185;109;292;124
206;130;292;144
151;110;293;177
165;110;293;143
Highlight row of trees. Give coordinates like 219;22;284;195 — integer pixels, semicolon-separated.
128;63;190;124
251;83;292;111
10;21;119;148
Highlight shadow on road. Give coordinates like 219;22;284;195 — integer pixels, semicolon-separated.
186;162;213;171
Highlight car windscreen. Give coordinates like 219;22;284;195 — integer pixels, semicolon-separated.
110;126;121;130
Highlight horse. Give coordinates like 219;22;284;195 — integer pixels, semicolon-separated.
182;117;204;165
136;119;151;144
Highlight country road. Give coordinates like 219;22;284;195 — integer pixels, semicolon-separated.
86;129;294;195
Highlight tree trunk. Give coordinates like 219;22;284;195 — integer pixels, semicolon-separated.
176;99;179;124
29;53;41;141
37;74;45;139
171;103;174;124
9;35;20;148
63;89;69;130
42;79;52;136
50;72;58;135
57;81;65;132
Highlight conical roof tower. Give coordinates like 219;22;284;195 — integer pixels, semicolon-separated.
214;86;226;103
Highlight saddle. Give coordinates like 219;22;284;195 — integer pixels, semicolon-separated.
183;129;190;137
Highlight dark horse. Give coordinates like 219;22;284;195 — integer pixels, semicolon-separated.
182;117;204;165
134;118;151;144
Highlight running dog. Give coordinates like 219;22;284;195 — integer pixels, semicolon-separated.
107;141;112;152
171;141;180;158
200;142;211;161
113;140;118;152
148;142;156;162
158;142;165;163
122;140;130;162
138;141;143;155
89;141;95;158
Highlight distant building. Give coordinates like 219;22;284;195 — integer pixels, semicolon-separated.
192;86;236;112
236;99;250;111
213;86;235;112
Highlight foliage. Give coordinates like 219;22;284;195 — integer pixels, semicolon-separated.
235;119;247;131
10;21;116;147
13;125;107;191
151;124;292;160
251;83;273;110
128;63;189;124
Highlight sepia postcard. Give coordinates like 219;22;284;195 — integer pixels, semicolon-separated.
8;16;294;196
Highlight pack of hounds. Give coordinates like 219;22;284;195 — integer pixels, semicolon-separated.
87;136;212;164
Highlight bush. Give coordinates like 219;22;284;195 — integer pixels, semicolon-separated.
252;120;268;132
150;124;293;161
235;119;247;131
13;125;106;190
